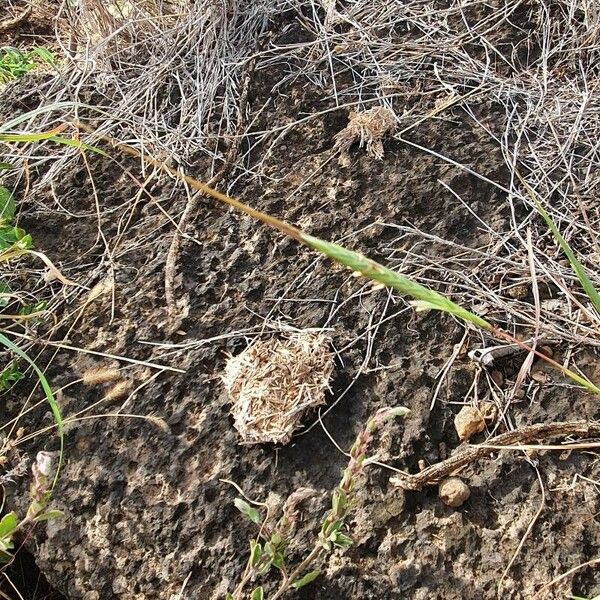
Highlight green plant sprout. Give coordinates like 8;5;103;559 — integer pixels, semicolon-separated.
0;47;54;85
0;451;63;563
227;407;409;599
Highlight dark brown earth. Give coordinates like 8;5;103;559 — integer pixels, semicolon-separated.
2;9;600;600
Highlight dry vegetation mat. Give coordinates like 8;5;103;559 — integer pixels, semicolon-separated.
0;1;599;599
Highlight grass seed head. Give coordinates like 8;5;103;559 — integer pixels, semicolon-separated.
81;366;121;386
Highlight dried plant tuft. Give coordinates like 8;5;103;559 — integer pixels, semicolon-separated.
223;332;333;445
334;107;397;166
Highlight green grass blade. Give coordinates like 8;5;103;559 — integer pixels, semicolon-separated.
48;136;108;156
0;131;107;156
518;175;600;314
302;234;491;329
0;333;63;487
0;102;81;133
534;199;600;313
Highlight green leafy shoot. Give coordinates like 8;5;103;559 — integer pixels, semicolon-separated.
0;512;18;538
0;361;24;391
233;498;262;524
0;46;54;84
0;512;18;562
0;186;33;255
0;333;64;487
18;300;47;316
0;185;15;223
32;510;64;523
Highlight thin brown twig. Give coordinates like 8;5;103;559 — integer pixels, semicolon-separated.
391;421;600;491
535;557;600;597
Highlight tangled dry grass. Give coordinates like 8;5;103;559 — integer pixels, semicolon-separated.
1;0;597;445
1;0;599;597
223;332;333;444
1;0;597;424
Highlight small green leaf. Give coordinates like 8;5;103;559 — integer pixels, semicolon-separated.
0;226;31;251
0;512;18;538
0;187;15;222
19;300;47;316
233;498;261;524
249;540;262;567
332;488;347;515
225;594;234;600
291;569;321;589
0;538;14;552
0;162;14;170
322;519;343;537
332;532;353;548
264;541;274;558
0;361;24;391
250;586;264;600
271;551;285;570
33;510;64;522
270;531;282;547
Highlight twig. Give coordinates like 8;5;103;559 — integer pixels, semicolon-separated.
535;557;600;597
391;421;600;491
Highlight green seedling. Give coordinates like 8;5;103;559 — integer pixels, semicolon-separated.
0;46;54;84
0;452;64;563
227;406;409;599
0;361;24;391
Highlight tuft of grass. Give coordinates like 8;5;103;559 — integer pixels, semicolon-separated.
0;47;54;85
518;174;600;315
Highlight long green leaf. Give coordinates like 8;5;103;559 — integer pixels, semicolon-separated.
518;175;600;314
0;333;63;487
534;199;600;313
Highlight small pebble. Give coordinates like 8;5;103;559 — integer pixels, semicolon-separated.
454;405;485;441
439;477;471;507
